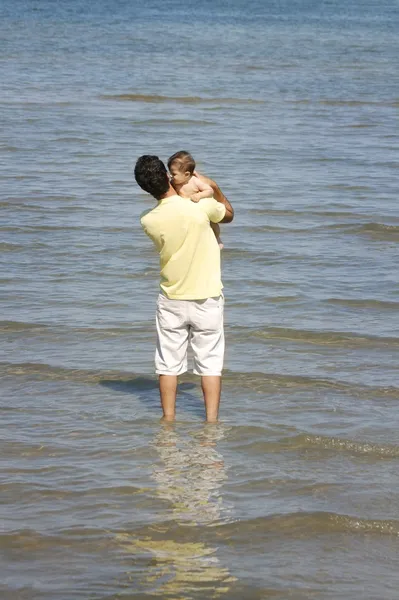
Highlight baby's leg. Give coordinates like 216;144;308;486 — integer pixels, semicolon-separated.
210;222;223;249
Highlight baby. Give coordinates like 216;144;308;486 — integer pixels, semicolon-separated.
167;150;223;248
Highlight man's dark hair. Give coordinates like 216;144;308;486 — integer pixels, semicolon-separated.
167;150;196;175
134;155;169;199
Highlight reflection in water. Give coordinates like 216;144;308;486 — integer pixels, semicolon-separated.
115;424;236;597
152;423;230;526
115;534;235;598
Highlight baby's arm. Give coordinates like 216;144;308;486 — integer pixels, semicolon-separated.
193;171;234;223
190;176;214;203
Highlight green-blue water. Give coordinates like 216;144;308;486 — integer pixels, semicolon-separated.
1;1;399;598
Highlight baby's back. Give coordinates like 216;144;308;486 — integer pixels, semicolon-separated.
178;175;204;198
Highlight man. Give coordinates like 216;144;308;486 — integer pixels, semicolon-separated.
134;155;234;422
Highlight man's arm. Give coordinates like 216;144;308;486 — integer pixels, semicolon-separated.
194;171;234;223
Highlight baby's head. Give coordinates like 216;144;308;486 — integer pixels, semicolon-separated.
167;150;195;187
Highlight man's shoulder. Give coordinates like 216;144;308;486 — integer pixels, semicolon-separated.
140;196;187;227
140;203;161;223
140;207;154;222
140;207;159;233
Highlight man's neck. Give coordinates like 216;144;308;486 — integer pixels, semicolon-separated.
159;185;178;201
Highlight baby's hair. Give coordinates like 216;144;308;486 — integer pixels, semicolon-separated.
167;150;196;175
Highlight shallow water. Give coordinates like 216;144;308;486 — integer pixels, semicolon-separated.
1;0;399;598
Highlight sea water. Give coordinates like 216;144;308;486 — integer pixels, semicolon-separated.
1;1;399;598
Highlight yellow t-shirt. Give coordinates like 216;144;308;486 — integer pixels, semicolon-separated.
140;195;226;300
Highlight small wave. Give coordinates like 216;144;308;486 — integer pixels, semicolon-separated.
222;248;258;259
346;123;378;129
100;93;265;105
263;295;299;303
221;369;399;399
137;118;214;125
319;99;399;107
248;207;302;217
227;433;399;459
0;145;19;152
0;200;47;211
243;222;364;234
0;321;152;339
326;184;372;191
243;65;268;71
52;137;89;143
286;433;399;458
290;99;399;108
2;481;145;500
0;361;159;389
2;362;398;400
0;527;104;553
358;222;399;240
242;224;287;232
252;326;399;348
326;297;399;310
260;220;399;240
217;511;399;538
0;224;131;233
0;100;76;107
0;195;78;206
248;207;364;218
0;242;24;252
0;321;47;332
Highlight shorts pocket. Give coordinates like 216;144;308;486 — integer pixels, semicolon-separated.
192;296;223;331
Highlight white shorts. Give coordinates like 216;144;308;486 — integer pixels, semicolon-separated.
155;293;225;376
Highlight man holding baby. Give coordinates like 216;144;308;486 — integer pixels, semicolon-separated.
134;153;234;423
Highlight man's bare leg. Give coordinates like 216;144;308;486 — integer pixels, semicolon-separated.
159;375;177;421
201;376;221;422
